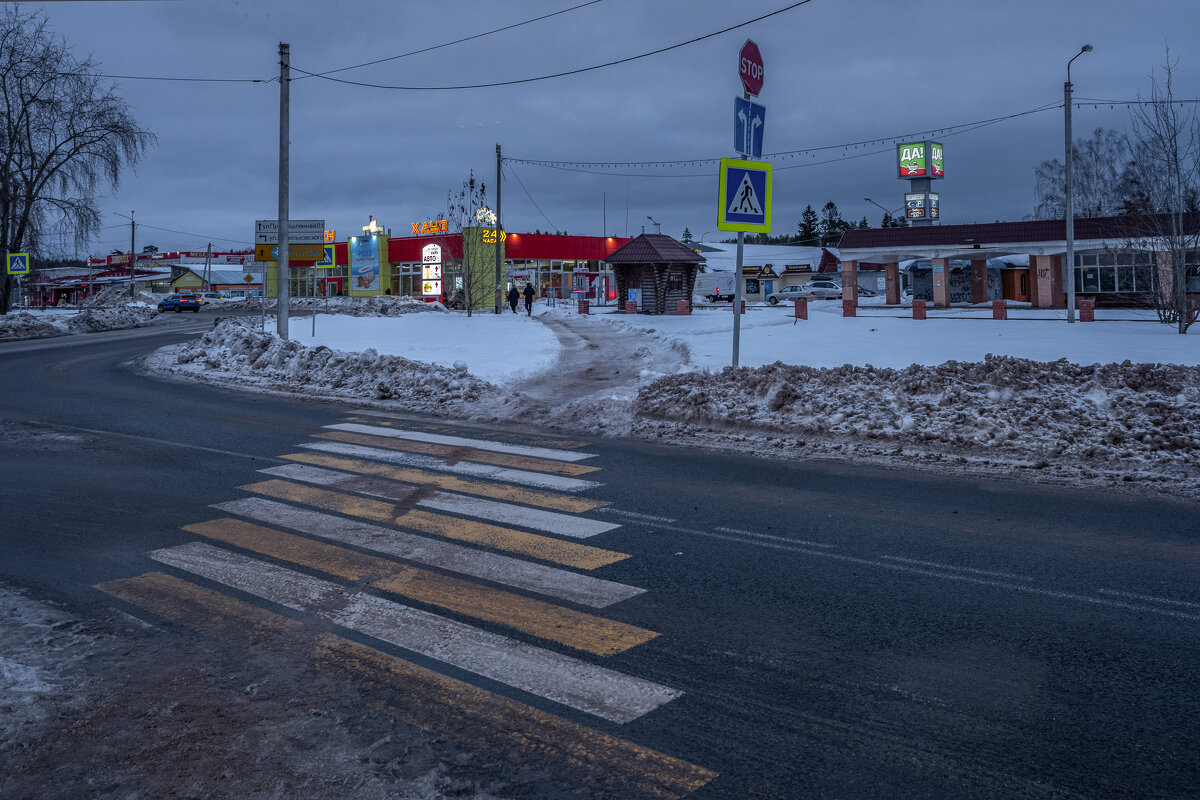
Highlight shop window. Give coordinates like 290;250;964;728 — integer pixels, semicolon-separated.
745;278;760;295
1117;265;1134;292
1134;264;1155;292
1099;253;1115;267
1099;266;1116;293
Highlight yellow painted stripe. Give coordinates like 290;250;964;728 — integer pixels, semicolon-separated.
313;430;600;476
279;451;608;513
238;479;624;570
344;416;592;449
95;572;717;798
183;518;653;656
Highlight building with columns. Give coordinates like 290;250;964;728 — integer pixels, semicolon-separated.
836;214;1200;308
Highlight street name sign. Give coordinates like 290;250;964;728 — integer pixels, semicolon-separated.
6;252;29;274
717;158;772;233
734;97;766;158
254;219;326;245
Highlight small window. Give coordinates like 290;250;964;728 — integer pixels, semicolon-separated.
1099;267;1116;293
1099;253;1115;267
667;273;684;292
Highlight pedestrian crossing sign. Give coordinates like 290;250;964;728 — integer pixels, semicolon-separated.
6;252;29;275
717;158;772;233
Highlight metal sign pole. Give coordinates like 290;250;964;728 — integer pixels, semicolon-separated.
733;230;743;367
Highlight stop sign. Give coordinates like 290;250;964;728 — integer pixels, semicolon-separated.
739;39;763;96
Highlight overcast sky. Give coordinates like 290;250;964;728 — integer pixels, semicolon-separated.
32;0;1200;256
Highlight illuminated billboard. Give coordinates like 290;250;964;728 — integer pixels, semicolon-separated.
930;142;944;178
898;140;944;179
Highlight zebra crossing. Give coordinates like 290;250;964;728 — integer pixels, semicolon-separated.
94;416;716;797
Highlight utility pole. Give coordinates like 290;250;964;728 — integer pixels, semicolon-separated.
128;210;136;299
277;42;290;339
202;243;212;292
1064;44;1092;324
494;143;503;314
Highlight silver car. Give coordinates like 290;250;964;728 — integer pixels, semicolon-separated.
766;281;841;304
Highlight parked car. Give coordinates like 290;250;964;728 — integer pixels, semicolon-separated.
766;280;841;304
857;287;877;297
694;273;736;302
196;292;224;305
157;293;201;313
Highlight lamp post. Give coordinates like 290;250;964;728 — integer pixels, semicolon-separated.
646;216;661;234
1065;43;1092;324
864;197;904;221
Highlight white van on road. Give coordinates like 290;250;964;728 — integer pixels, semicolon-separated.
694;273;736;302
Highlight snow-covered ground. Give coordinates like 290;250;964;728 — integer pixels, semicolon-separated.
133;297;1200;500
0;305;158;340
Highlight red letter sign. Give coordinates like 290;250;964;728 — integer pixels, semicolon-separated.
739;40;763;97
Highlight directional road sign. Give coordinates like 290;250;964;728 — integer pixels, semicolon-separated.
717;158;772;233
254;219;326;245
255;243;324;262
734;97;766;158
6;252;29;275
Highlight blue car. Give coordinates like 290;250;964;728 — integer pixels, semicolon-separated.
157;293;201;313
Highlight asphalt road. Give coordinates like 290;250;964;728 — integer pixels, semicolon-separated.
1;317;1198;799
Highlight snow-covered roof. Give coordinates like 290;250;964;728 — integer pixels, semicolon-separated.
700;243;832;272
175;267;263;285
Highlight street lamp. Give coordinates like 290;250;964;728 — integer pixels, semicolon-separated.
646;216;661;234
1065;43;1092;324
864;197;903;218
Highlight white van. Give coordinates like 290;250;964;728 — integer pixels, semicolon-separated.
694;273;736;302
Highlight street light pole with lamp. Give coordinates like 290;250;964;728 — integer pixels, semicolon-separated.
864;197;904;222
646;216;661;234
1064;43;1092;324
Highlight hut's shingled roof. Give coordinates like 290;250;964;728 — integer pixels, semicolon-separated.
604;234;705;264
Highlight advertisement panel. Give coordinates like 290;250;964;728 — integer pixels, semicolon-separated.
905;192;927;219
898;142;927;178
930;142;944;178
349;236;380;294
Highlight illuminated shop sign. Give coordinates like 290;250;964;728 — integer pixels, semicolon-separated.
929;142;944;177
411;219;448;235
898;141;926;178
481;228;507;244
421;243;442;297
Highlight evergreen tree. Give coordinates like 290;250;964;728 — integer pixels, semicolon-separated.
681;227;693;244
858;216;869;229
818;201;849;246
880;211;894;227
796;205;820;246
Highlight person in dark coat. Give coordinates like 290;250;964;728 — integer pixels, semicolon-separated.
522;282;535;315
507;285;520;313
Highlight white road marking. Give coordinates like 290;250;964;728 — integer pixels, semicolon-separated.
714;526;835;549
257;463;620;539
1098;588;1200;609
211;497;643;608
879;555;1033;582
324;422;596;462
596;508;678;524
151;542;679;723
301;441;602;492
662;528;1200;623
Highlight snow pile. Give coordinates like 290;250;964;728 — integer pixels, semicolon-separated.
80;286;158;308
0;312;64;340
156;317;496;410
635;356;1200;491
63;305;158;333
221;295;442;316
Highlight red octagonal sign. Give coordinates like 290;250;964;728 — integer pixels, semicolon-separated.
739;39;763;96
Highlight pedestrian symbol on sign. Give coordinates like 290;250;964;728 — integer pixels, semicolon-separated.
729;174;763;215
5;252;29;275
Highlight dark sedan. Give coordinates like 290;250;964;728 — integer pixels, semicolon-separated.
157;293;201;313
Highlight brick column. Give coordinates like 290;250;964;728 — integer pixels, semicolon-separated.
841;259;858;304
1050;255;1065;307
884;262;900;304
1032;255;1055;308
970;259;989;304
932;258;951;308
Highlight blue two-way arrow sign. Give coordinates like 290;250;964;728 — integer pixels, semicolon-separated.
734;97;766;159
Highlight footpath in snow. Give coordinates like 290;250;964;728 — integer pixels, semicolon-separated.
139;297;1200;500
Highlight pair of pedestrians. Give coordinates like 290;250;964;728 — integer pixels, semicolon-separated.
507;283;534;315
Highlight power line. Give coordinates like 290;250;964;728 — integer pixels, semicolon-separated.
504;162;559;231
54;70;270;84
290;1;816;91
295;0;604;81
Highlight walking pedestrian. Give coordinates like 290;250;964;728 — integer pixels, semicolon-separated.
507;285;520;314
522;282;534;316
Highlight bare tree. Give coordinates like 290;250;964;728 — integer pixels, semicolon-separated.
0;7;153;312
1125;50;1200;333
439;171;495;317
1033;128;1138;219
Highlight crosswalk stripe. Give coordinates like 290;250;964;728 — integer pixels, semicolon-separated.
239;479;616;567
301;441;601;492
183;518;657;656
212;498;642;607
279;451;607;512
312;431;600;477
95;572;717;798
344;413;593;450
259;463;621;540
325;422;596;462
150;542;680;723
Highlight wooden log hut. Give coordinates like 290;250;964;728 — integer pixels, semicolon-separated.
606;233;705;314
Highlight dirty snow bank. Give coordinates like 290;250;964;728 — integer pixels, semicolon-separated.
146;317;496;411
632;356;1200;497
0;305;157;340
220;294;442;316
80;285;158;308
